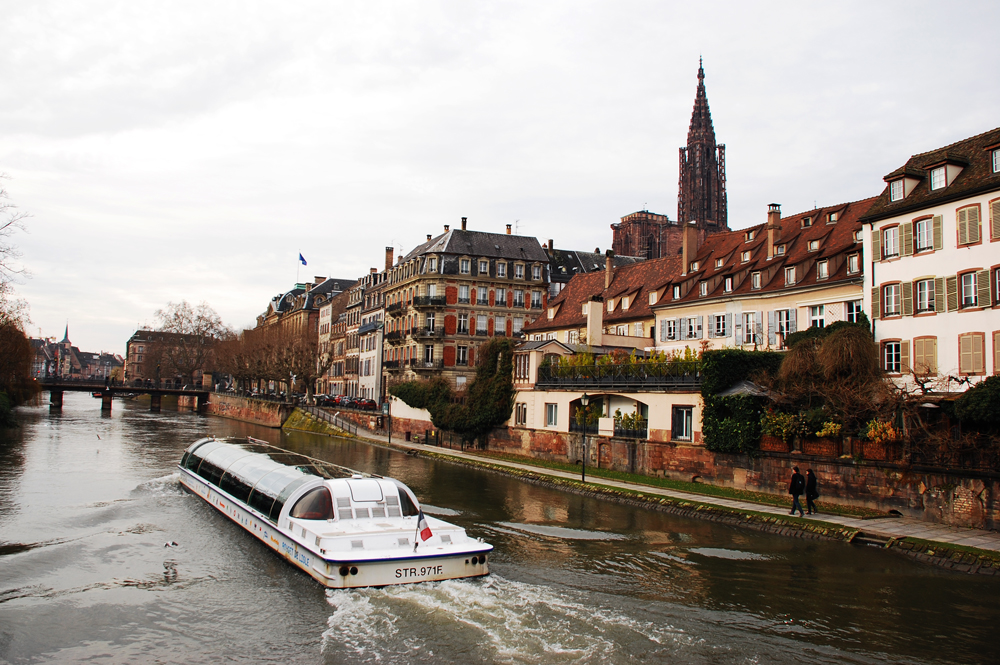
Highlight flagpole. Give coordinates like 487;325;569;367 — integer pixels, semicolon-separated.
297;251;300;284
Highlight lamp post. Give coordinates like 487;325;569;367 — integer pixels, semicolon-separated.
580;392;589;483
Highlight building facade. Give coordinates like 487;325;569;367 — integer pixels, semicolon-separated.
861;128;1000;392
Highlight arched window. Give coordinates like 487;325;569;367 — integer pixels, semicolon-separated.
289;486;333;520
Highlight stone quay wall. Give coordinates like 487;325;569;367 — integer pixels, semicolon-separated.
487;426;1000;531
205;393;294;428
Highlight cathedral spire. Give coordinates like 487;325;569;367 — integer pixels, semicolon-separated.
61;323;70;344
678;60;727;231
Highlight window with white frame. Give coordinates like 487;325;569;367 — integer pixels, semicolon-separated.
495;315;506;333
545;403;558;426
713;314;727;337
515;264;525;279
424;345;434;363
475;315;488;333
672;406;693;440
828;212;838;224
428;257;437;272
745;230;755;242
683;317;699;339
497;262;507;278
458;285;470;303
743;312;757;344
457;313;469;333
784;267;795;285
846;300;862;323
456;345;468;365
994;149;1000;173
883;283;901;316
699;281;708;296
514;402;527;425
915;218;933;252
724;277;733;292
741;250;751;262
513;289;525;307
916;279;935;313
460;258;470;274
476;288;489;305
883;226;899;258
807;240;819;251
479;259;488;274
847;253;860;274
775;245;786;256
513;316;523;334
673;285;681;299
883;341;901;373
634;322;643;337
532;265;541;280
809;305;825;329
751;271;761;289
715;258;724;268
817;260;828;279
960;272;978;308
776;309;791;336
890;179;904;201
531;291;542;308
661;318;677;341
930;167;946;190
567;329;578;344
496;287;507;306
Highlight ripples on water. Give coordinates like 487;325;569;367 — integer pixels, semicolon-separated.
1;394;998;664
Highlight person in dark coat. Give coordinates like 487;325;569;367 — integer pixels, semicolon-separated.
805;469;819;515
788;466;805;517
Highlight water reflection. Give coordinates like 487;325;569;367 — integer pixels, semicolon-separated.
0;393;997;664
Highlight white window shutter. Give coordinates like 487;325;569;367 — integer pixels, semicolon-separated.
767;311;776;345
695;316;703;339
659;319;666;342
788;310;797;333
933;215;944;250
725;313;732;337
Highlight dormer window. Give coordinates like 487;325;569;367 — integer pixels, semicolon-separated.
460;259;470;274
532;265;541;280
690;261;699;271
582;302;589;315
854;230;862;242
994;148;1000;173
479;259;489;274
515;264;525;279
929;167;946;190
775;245;785;256
801;217;812;228
699;281;708;296
751;272;761;289
784;267;796;285
890;179;904;202
745;230;755;242
724;277;733;293
741;250;751;262
827;212;838;224
428;257;437;272
648;291;658;305
497;262;507;278
714;258;724;268
673;285;681;299
607;299;614;312
622;297;630;310
817;260;829;279
807;240;819;252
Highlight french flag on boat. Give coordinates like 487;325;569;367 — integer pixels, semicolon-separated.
417;509;432;541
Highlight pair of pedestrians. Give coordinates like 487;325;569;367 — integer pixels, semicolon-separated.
788;467;819;516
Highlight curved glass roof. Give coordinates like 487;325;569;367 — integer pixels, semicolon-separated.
187;440;316;501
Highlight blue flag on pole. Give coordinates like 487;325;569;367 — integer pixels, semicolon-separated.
298;253;307;266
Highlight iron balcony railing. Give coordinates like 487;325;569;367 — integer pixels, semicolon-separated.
386;302;406;314
412;327;445;340
568;418;648;438
413;296;447;308
413;360;445;370
536;361;702;391
384;330;405;343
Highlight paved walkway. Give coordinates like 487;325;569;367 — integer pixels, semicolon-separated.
347;425;1000;554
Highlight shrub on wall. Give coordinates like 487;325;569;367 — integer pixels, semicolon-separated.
954;375;1000;431
700;349;783;454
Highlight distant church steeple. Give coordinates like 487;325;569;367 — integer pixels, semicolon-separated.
60;323;70;345
677;59;728;230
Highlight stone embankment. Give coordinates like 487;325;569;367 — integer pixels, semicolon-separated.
205;393;294;428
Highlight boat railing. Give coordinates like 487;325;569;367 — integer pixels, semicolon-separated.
241;436;379;479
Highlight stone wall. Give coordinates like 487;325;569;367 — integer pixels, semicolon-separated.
485;425;1000;530
205;393;294;428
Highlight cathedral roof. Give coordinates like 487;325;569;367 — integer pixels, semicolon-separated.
686;57;716;147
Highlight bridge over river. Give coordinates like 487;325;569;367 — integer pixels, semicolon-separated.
37;378;210;413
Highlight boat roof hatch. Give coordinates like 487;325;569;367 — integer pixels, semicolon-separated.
348;478;384;503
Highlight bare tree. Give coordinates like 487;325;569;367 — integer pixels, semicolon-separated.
153;301;235;386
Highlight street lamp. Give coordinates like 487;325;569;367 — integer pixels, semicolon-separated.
580;392;589;483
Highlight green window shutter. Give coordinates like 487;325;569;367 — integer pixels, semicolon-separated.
933;215;943;250
934;277;945;312
901;222;913;256
946;276;959;312
977;269;991;308
969;207;981;243
872;228;882;261
901;281;913;316
900;340;910;374
871;287;880;319
992;201;1000;241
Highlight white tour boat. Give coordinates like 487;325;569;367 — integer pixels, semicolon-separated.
177;437;492;588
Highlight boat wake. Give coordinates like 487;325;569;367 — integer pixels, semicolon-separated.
322;575;699;664
132;472;186;497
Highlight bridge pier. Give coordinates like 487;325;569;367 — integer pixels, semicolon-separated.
150;393;162;413
49;390;63;409
196;394;208;414
101;392;112;412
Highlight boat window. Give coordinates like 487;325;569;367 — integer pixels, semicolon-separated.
397;490;419;517
197;461;225;488
289;487;334;520
219;473;253;504
270;476;315;522
247;488;277;519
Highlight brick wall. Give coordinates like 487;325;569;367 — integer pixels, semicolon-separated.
206;393;294;428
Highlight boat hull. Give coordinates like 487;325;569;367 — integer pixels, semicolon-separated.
178;468;491;588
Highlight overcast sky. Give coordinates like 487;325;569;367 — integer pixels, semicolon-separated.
3;1;998;354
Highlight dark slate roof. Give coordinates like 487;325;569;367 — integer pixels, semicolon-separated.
403;229;548;262
524;254;682;333
661;197;875;306
547;249;645;282
312;277;357;296
861;127;1000;223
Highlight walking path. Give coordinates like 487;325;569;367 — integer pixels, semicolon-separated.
335;420;1000;554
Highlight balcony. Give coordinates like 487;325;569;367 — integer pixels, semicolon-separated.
473;329;490;336
384;330;405;343
458;297;471;304
358;321;381;335
536;361;701;391
413;360;445;370
476;298;489;307
513;300;525;308
412;327;445;340
386;302;406;314
413;296;447;308
530;302;543;310
615;418;648;439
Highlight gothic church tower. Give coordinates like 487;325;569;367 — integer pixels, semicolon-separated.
677;59;728;230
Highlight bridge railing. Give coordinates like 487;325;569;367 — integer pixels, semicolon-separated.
301;406;360;436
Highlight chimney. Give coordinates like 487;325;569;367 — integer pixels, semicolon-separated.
604;250;615;290
681;223;699;274
427;234;432;241
767;203;781;259
586;297;604;346
548;238;554;256
314;276;324;284
385;246;394;271
444;224;450;232
461;217;467;231
506;224;512;235
370;267;377;275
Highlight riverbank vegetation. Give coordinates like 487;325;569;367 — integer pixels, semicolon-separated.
0;175;36;426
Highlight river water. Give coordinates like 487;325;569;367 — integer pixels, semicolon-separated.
1;393;997;664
